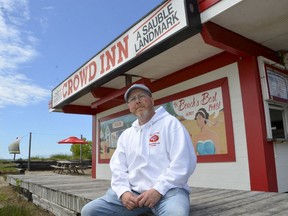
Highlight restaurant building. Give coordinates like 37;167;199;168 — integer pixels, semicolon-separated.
50;0;288;192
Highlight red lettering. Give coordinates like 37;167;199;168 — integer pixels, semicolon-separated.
73;74;79;91
201;93;209;105
209;101;221;112
67;79;73;96
178;98;199;111
100;35;129;75
117;35;129;64
79;68;88;86
178;99;185;111
63;82;67;97
61;60;97;100
100;53;105;75
201;92;217;105
105;45;116;71
89;61;97;81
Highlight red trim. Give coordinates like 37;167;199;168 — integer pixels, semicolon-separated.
62;105;97;115
238;56;277;192
155;78;235;162
91;87;120;98
198;0;221;12
91;115;97;178
91;89;126;109
91;78;151;110
201;22;279;63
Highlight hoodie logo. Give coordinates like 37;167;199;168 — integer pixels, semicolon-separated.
149;135;159;142
149;132;160;146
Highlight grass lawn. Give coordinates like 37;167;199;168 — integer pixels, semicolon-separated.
0;160;52;215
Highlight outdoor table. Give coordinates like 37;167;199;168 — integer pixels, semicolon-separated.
50;161;74;174
51;161;89;175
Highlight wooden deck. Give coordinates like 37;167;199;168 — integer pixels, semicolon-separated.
5;173;288;216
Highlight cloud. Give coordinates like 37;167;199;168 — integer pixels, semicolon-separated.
41;6;54;11
0;71;50;108
0;0;50;108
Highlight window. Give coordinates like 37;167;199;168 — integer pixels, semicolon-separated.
269;106;287;139
258;57;288;141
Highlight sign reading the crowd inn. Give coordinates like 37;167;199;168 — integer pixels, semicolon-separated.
52;0;200;108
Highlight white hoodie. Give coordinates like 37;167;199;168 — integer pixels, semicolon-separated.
110;106;197;198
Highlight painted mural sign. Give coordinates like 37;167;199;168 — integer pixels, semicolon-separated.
99;86;229;163
99;114;136;162
52;0;191;108
169;87;227;155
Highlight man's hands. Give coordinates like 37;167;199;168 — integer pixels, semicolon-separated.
121;189;162;210
137;189;162;208
121;191;139;210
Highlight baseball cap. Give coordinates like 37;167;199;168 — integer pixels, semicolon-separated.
124;84;152;102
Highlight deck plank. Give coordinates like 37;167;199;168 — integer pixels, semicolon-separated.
6;173;288;216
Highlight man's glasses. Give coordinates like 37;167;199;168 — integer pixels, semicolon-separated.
127;93;149;104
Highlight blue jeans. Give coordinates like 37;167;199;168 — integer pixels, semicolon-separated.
81;187;190;216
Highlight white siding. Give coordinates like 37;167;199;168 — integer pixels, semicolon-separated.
274;142;288;192
95;63;251;190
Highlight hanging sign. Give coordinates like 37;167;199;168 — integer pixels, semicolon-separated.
51;0;200;108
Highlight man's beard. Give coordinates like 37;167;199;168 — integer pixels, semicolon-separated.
136;108;149;120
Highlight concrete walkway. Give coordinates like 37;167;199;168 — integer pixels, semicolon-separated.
5;172;288;216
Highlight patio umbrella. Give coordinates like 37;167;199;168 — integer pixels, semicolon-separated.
58;136;88;162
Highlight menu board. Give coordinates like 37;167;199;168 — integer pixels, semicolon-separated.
266;67;288;102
